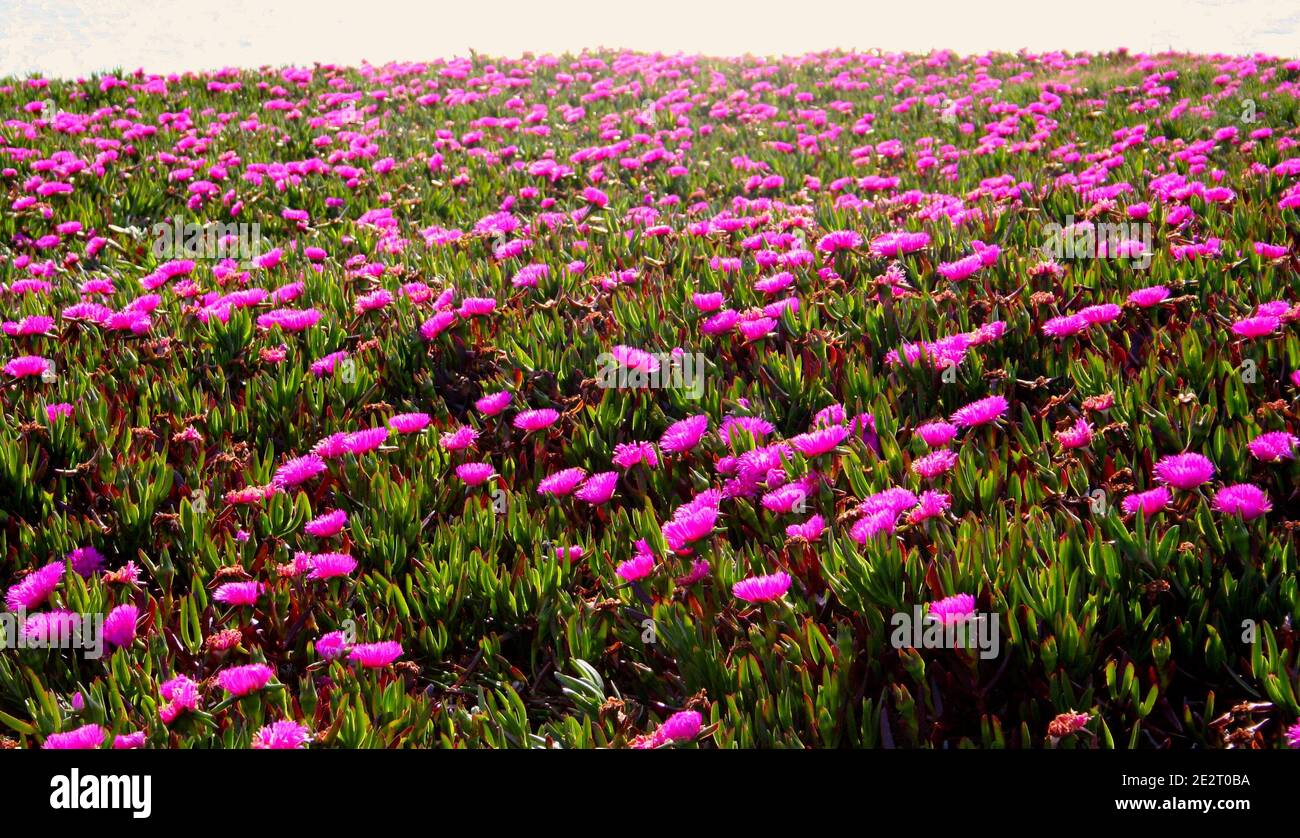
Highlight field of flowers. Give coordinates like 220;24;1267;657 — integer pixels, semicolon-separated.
1;48;1298;750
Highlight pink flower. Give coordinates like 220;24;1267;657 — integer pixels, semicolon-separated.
113;732;147;749
214;581;261;607
927;593;976;624
4;355;52;378
1154;452;1215;490
514;408;559;432
660;414;709;453
662;493;721;552
456;462;496;485
1128;285;1170;307
538;467;587;496
912;448;958;478
790;424;849;457
1231;315;1280;339
816;230;863;252
732;571;792;602
439;425;479;451
658;710;703;742
909;490;951;523
273;454;326;487
103;604;138;649
344;426;390;454
420;310;457;339
613;441;659;469
950;395;1009;428
159;675;200;723
786;514;825;540
349;640;402;668
305;509;348;537
617;541;656;582
476;391;512;416
388;412;431;433
1055;418;1093;450
1122;486;1171;517
1286;721;1300;749
575;471;618;504
252;720;312;749
307;553;357;580
1043;315;1089;338
217;663;274;696
5;561;63;610
1213;483;1271;520
316;630;349;659
68;545;104;577
915;421;958;447
43;723;104;750
1246;431;1298;462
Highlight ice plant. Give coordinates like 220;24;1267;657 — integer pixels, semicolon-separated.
1213;484;1271;520
253;720;312;750
349;641;403;668
217;664;274;697
732;571;792;603
927;593;977;624
1154;453;1215;490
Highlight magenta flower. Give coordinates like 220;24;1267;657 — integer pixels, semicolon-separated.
912;448;958;478
927;593;977;624
214;581;261;607
159;675;200;724
790;424;849;457
660;414;709;453
388;412;431;434
1246;431;1298;462
786;514;826;540
344;426;390;454
612;441;659;469
113;732;147;749
252;720;312;749
305;509;348;537
1122;486;1171;517
617;540;656;582
349;640;402;668
439;425;480;451
103;604;139;650
732;571;792;602
22;610;81;644
816;230;863;252
1043;315;1089;338
456;462;497;485
420;310;457;339
908;490;952;523
950;395;1009;428
1055;418;1093;450
1286;721;1300;749
538;467;587;496
1231;315;1280;339
68;546;104;577
574;471;618;504
5;561;63;611
1128;285;1170;307
915;421;958;447
43;723;105;750
316;630;349;659
658;710;703;742
1154;452;1215;490
307;553;357;581
273;454;326;488
1213;484;1271;520
662;494;720;552
475;390;512;416
217;663;274;696
514;408;559;432
4;355;52;378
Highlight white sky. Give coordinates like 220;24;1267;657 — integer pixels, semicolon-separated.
0;0;1297;77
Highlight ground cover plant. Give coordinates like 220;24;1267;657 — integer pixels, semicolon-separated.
0;48;1298;749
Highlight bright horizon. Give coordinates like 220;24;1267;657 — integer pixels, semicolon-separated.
1;0;1298;78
